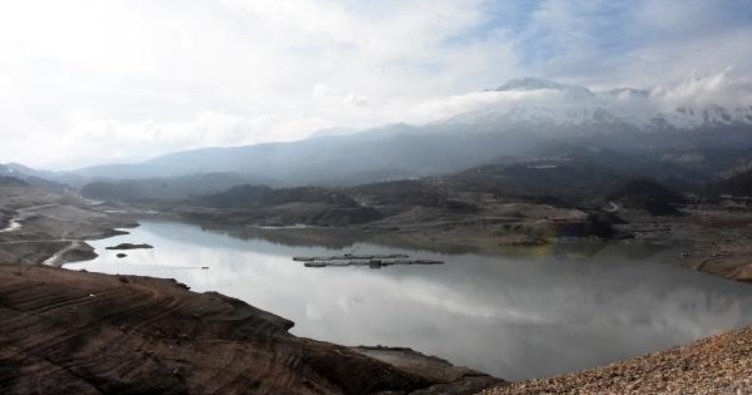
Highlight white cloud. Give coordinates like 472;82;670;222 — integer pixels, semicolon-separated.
651;70;752;109
0;0;749;169
0;0;514;168
412;89;561;122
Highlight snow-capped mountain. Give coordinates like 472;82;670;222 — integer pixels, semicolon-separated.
442;78;752;132
68;76;752;187
495;77;595;100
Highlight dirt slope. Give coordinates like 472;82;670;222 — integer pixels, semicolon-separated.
0;265;501;394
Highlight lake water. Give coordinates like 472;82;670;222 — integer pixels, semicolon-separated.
65;220;752;380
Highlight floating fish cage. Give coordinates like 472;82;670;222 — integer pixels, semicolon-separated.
294;254;443;269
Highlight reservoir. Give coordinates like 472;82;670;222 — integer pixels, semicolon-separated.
65;220;752;380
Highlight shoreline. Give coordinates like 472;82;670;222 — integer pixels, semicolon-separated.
0;188;138;267
482;325;752;394
170;205;752;284
68;215;752;388
27;227;752;393
4;190;752;392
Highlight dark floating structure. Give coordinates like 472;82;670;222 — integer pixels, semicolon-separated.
292;253;409;262
294;253;443;269
106;243;154;250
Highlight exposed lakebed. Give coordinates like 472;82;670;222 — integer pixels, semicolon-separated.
65;220;752;380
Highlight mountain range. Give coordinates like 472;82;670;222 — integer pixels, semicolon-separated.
6;78;752;194
455;77;752;131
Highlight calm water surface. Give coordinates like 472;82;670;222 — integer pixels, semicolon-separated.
65;220;752;380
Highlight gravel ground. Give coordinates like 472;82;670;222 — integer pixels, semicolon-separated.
480;325;752;395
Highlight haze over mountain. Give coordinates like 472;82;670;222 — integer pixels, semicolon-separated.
2;0;751;191
446;76;752;131
2;0;752;169
70;76;752;187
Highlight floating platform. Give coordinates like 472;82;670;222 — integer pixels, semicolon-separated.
292;253;409;262
298;255;443;269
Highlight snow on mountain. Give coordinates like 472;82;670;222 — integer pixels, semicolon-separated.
439;77;752;132
495;77;595;100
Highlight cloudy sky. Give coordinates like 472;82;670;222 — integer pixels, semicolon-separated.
1;0;751;169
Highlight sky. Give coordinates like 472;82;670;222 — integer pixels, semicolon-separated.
1;0;751;169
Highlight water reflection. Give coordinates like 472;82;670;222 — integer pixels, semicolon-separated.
65;220;752;380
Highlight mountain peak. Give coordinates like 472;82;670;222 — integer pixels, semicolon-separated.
602;87;650;98
495;78;593;99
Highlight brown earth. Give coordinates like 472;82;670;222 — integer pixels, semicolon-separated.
682;210;752;283
174;194;613;256
0;186;135;266
0;264;502;395
479;325;752;395
608;207;752;283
